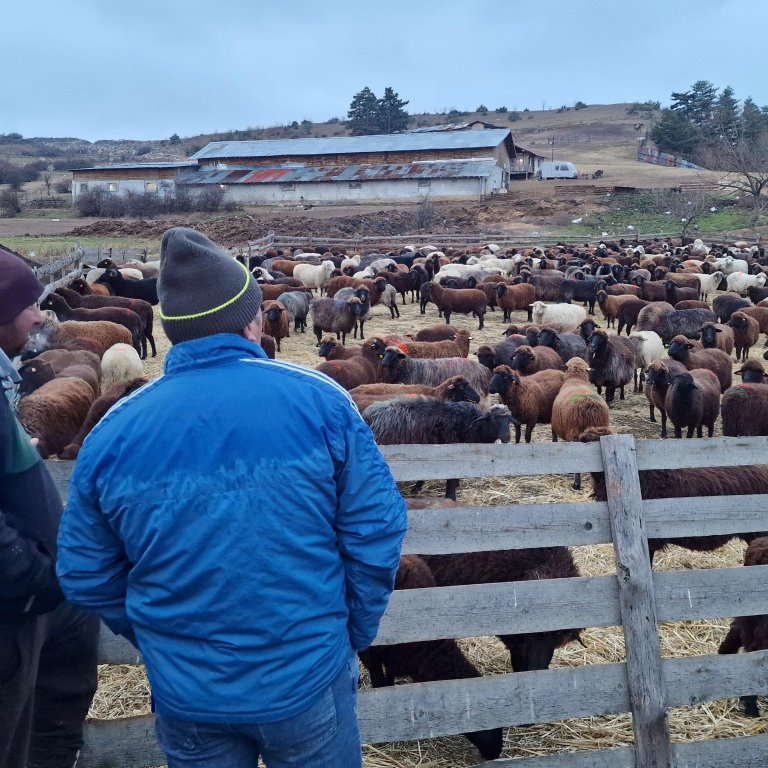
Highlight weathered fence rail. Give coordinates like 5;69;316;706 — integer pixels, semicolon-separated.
44;434;768;768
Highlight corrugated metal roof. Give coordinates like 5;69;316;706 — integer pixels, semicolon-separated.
178;159;498;186
188;130;512;160
71;161;198;171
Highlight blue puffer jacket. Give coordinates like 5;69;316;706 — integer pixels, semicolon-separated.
57;335;407;724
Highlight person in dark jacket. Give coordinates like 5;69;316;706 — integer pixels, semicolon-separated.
0;249;99;768
57;227;408;768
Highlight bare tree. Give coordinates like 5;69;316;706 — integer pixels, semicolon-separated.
42;164;54;197
696;133;768;231
651;188;713;236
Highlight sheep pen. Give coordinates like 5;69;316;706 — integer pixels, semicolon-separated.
81;250;764;768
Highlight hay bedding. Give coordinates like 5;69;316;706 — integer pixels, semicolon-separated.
96;283;767;766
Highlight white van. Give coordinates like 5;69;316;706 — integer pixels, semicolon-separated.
536;161;579;180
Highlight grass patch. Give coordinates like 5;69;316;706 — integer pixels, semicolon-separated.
1;236;158;261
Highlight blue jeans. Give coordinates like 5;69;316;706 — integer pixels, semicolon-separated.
155;651;361;768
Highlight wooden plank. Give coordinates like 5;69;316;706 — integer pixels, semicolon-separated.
45;460;74;502
380;441;605;481
478;735;768;768
654;565;768;623
79;714;164;768
599;433;671;768
95;565;768;664
635;436;768;470
403;501;612;553
644;494;768;538
99;626;142;665
358;649;768;743
358;662;631;742
374;575;618;645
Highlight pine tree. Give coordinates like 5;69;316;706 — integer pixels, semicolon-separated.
347;87;381;136
741;97;767;142
713;86;739;144
377;87;410;134
671;80;718;137
650;109;702;155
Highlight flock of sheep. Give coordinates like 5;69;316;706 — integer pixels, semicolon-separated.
16;235;768;762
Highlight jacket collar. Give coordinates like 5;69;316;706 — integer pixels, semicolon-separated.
164;334;268;375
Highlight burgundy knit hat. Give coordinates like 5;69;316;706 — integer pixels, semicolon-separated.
0;249;45;325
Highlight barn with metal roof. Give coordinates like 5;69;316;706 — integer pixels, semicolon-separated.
70;130;516;205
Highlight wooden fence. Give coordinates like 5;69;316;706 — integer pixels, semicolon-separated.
45;434;768;768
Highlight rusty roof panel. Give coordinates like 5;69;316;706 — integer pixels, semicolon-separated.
179;160;498;186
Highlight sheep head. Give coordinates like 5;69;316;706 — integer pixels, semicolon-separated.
443;376;481;404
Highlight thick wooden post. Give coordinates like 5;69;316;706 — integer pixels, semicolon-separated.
599;433;672;768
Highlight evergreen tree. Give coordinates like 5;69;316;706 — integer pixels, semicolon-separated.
650;109;702;156
713;86;739;144
377;87;410;134
671;80;718;137
742;97;767;142
347;87;381;136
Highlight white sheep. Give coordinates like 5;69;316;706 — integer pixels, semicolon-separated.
293;260;336;295
432;263;502;283
85;266;143;284
629;331;664;392
694;270;725;300
100;343;144;393
531;301;587;328
367;257;397;274
713;255;749;275
726;271;767;295
340;255;361;273
470;256;516;275
690;239;710;258
250;267;274;282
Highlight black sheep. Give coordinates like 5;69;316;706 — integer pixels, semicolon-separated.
422;548;582;672
358;555;504;760
713;293;751;324
95;267;159;305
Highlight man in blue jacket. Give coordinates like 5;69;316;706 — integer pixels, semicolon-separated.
57;227;408;768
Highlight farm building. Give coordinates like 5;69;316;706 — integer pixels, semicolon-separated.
70;129;516;205
70;161;198;202
177;159;504;205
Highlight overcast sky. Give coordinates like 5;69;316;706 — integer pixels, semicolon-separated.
3;0;766;143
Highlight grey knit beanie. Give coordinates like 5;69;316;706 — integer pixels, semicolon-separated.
158;227;262;344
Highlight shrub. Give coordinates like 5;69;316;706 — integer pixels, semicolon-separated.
99;192;126;218
169;133;181;144
74;187;107;217
134;145;152;156
195;186;225;212
508;112;521;122
55;179;71;194
496;106;508;113
476;104;488;114
0;189;21;216
574;101;587;110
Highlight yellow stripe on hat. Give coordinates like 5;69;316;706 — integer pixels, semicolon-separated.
158;260;253;322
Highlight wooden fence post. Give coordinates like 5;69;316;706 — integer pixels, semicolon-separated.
599;433;672;768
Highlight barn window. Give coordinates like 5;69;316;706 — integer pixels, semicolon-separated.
107;182;119;193
280;183;295;191
145;181;158;193
348;181;362;189
79;183;88;192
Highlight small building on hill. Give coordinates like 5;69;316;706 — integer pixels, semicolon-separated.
70;161;198;202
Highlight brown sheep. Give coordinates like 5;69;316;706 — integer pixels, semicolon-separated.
317;335;362;360
48;320;133;358
643;359;688;438
508;345;564;375
350;375;481;412
261;300;289;352
413;324;459;342
718;536;768;717
259;284;313;302
384;330;470;359
489;365;565;443
668;335;733;393
18;377;96;459
674;300;711;312
740;306;768;346
315;338;384;390
721;381;768;436
428;283;487;329
587;329;639;403
699;321;735;356
595;291;639;328
58;377;149;459
495;282;536;323
728;311;761;362
40;292;143;358
551;358;610;490
616;298;650;336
